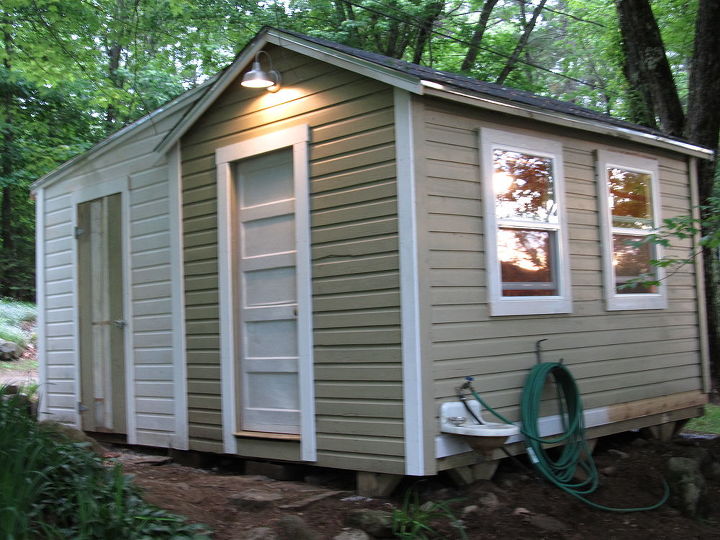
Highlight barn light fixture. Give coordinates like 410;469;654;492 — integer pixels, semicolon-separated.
241;51;281;92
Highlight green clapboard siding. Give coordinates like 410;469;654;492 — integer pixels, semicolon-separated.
421;99;703;426
181;47;404;472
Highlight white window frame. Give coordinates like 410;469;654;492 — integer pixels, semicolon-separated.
596;150;667;311
480;128;572;316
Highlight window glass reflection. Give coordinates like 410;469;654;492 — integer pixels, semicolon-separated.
498;228;557;296
494;149;557;223
613;234;657;294
608;168;653;230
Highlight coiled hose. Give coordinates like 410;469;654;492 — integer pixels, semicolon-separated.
466;362;669;512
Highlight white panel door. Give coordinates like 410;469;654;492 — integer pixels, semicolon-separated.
236;149;300;434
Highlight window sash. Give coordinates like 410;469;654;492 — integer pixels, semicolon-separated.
596;150;666;311
481;128;571;316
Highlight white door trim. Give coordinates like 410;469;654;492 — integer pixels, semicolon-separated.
35;188;48;418
394;89;427;475
71;177;135;441
216;124;316;461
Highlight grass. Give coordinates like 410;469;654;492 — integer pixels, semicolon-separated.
392;486;467;540
0;386;210;539
685;404;720;434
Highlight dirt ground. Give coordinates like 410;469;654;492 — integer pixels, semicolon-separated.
114;430;720;539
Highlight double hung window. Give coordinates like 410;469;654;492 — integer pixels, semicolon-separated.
596;150;666;310
481;129;571;316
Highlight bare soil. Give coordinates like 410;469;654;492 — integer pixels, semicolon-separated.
114;431;720;539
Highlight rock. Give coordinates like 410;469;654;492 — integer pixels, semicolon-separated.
526;514;569;533
275;515;322;540
0;339;23;360
630;438;649;448
461;505;479;516
278;490;347;510
38;421;107;455
333;529;371;540
707;462;720;481
477;491;500;511
240;527;280;540
345;509;393;537
608;449;629;459
228;489;283;510
512;507;532;516
666;457;707;517
600;466;617;476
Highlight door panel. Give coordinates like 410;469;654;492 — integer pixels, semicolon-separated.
235;148;300;434
77;193;126;433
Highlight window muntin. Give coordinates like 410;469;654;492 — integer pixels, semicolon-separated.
481;129;571;316
597;150;666;310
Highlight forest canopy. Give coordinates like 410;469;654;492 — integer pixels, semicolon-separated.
1;0;717;302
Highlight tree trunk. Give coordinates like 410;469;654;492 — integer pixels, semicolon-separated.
1;24;14;297
615;0;685;136
685;0;720;377
496;0;547;84
460;0;499;71
412;1;444;64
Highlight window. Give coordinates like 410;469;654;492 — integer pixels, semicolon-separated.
596;150;666;310
481;128;571;316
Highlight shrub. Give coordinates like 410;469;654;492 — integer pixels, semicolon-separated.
0;387;209;539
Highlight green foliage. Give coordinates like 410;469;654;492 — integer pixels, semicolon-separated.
0;298;35;348
685;404;720;434
0;387;210;539
392;486;467;540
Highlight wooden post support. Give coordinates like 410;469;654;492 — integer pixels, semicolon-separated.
446;465;474;486
642;421;679;442
471;461;499;481
356;472;403;497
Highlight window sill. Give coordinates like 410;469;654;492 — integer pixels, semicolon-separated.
490;298;572;316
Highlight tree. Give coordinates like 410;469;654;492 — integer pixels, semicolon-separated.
614;0;720;371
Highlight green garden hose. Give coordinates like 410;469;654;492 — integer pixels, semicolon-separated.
463;362;669;512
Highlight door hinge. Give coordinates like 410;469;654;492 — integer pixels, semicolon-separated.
78;402;88;412
74;226;85;239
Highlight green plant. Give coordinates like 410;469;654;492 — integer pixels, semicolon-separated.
685;404;720;434
0;386;210;539
392;486;467;540
0;299;36;349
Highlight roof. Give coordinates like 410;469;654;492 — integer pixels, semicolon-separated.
35;26;713;190
155;27;713;159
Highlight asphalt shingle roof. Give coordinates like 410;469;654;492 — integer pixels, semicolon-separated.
279;28;684;142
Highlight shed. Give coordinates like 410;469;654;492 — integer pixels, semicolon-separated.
33;27;713;494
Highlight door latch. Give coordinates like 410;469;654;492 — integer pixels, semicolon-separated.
78;402;89;412
111;320;127;329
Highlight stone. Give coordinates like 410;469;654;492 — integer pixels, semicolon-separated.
38;421;107;455
333;529;371;540
275;515;322;540
600;466;617;476
345;509;393;537
477;491;500;511
527;514;569;533
240;527;280;540
666;457;707;517
630;438;649;448
512;507;532;516
461;505;479;516
0;339;23;360
244;460;304;481
228;489;283;510
707;462;720;481
607;449;629;459
278;490;347;510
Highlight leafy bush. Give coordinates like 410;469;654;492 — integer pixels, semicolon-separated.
392;486;467;540
0;387;209;539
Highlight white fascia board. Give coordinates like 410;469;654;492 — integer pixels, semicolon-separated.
154;38;269;157
31;83;210;192
265;31;423;95
422;83;714;160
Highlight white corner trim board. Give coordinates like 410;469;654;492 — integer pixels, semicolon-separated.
35;188;48;418
394;88;428;476
168;143;189;450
